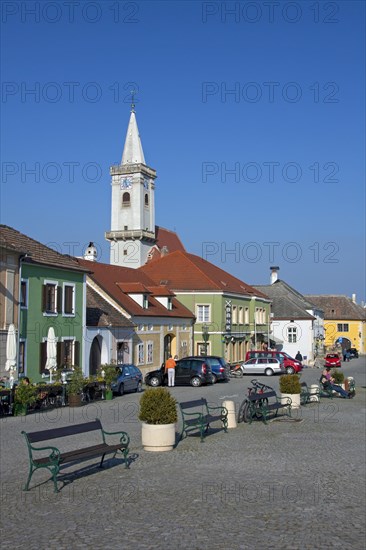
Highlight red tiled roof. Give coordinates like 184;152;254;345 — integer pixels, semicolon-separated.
0;225;89;273
140;250;269;298
154;226;185;253
116;282;151;294
86;286;134;328
76;258;195;319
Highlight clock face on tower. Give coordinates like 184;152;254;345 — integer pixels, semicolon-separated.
120;177;132;190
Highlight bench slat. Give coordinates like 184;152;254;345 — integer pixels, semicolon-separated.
26;420;102;443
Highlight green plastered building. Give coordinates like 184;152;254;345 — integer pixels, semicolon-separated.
0;226;89;382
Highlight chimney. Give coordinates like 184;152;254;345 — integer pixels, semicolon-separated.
84;242;97;262
270;266;279;284
351;293;356;304
161;246;169;257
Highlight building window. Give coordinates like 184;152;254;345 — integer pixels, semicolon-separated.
144;193;149;206
337;323;349;332
19;340;26;374
147;342;153;363
62;339;75;367
232;305;237;324
197;304;210;323
63;284;75;315
42;281;59;315
238;306;243;324
122;192;130;207
287;327;297;343
244;307;249;324
138;343;144;364
143;295;149;309
20;279;28;308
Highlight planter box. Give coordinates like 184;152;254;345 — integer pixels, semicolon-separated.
141;422;176;452
68;394;82;407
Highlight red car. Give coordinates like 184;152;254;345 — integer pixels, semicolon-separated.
324;353;341;368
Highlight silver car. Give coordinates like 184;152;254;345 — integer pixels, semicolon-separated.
240;357;285;376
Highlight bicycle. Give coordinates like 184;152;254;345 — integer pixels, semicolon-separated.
237;379;274;423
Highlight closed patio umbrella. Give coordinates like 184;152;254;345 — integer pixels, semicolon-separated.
45;327;57;383
5;323;17;387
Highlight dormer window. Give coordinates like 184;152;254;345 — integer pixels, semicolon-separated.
143;295;149;308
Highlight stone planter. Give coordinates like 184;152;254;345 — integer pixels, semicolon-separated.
309;384;320;402
141;422;176;452
281;393;301;409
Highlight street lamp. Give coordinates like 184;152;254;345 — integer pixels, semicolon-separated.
202;324;209;356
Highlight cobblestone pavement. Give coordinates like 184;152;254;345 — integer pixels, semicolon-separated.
1;359;365;549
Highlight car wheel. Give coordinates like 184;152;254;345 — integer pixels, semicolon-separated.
286;367;295;375
149;376;160;387
211;374;217;384
118;384;124;396
190;376;202;387
135;381;142;393
265;368;274;376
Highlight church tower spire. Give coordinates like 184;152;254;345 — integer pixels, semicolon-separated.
105;103;157;268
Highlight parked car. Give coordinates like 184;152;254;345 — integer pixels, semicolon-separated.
240;357;285;376
347;348;359;359
324;354;341;368
245;350;302;374
145;357;213;388
192;356;229;383
111;364;143;395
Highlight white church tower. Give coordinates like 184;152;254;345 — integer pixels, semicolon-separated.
105;102;157;267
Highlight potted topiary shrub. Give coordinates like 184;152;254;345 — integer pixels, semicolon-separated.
279;374;302;409
67;366;85;407
139;387;177;452
331;369;344;385
13;379;37;416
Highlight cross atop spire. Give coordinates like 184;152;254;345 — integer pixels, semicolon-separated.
130;89;136;113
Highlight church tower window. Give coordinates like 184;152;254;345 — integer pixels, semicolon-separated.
122;192;130;207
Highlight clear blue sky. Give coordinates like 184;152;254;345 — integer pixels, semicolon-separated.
1;1;365;301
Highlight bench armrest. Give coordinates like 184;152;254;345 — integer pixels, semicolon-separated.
101;428;130;446
29;444;61;463
207;405;228;416
279;396;292;406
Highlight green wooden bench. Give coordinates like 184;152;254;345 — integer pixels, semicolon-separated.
246;390;292;425
179;398;228;442
22;418;130;493
318;381;334;399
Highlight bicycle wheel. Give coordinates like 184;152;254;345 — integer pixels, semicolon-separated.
237;400;249;423
254;398;268;419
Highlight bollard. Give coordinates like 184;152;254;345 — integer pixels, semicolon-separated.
309;384;319;402
222;400;237;429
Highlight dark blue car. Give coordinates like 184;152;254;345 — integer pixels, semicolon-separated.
110;364;143;396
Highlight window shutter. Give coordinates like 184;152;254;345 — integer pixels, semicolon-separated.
57;341;64;366
42;285;47;311
57;286;63;313
74;341;80;367
40;342;47;373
